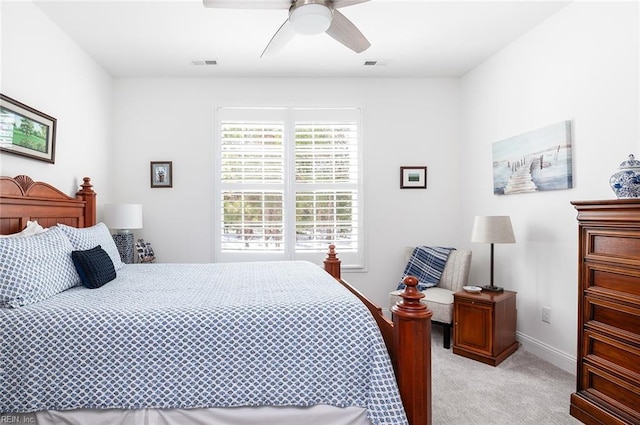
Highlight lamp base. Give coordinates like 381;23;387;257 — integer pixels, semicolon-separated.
482;285;504;293
112;232;134;264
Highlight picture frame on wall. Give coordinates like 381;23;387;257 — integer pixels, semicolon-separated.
400;166;427;189
0;94;57;163
150;161;173;188
492;120;573;195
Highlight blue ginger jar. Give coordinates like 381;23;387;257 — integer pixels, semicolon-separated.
610;154;640;198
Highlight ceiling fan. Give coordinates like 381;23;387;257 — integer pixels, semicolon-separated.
202;0;371;57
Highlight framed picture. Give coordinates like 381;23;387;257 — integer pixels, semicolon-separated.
150;161;173;188
0;94;57;163
492;120;572;195
400;166;427;189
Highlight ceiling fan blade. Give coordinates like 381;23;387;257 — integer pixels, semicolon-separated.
333;0;370;9
202;0;291;9
325;9;370;53
261;19;296;58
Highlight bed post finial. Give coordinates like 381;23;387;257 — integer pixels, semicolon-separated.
76;177;96;227
80;177;93;193
391;275;432;425
395;276;426;314
324;244;341;280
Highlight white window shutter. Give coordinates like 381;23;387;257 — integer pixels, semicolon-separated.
216;107;363;267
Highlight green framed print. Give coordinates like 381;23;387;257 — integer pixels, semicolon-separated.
0;94;57;163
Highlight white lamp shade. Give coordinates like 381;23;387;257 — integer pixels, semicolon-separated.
471;216;515;244
289;3;332;35
103;204;143;230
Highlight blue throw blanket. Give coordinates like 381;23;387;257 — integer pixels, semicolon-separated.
397;246;455;291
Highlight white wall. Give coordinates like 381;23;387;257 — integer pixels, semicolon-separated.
112;77;462;307
460;1;639;373
0;2;113;202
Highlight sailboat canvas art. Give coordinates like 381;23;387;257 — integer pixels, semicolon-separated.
492;121;573;195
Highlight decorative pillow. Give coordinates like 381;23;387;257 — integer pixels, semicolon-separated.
0;220;46;238
72;245;116;289
397;246;455;291
0;226;80;308
57;223;124;270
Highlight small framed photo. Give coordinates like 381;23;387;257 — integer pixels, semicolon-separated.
0;94;57;163
400;166;427;189
150;161;173;188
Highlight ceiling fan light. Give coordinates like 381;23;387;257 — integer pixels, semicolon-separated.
289;4;332;35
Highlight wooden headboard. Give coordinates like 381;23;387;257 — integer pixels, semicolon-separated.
0;175;96;235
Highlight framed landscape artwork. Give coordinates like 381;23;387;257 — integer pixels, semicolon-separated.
400;166;427;189
0;94;57;163
492;121;573;195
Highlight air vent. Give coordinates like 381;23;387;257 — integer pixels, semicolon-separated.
364;59;392;67
191;60;218;66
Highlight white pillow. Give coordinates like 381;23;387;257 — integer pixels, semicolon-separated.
0;226;80;307
0;220;46;238
57;222;124;270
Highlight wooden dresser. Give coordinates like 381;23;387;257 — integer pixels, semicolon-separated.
570;200;640;425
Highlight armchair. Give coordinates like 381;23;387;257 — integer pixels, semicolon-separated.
389;247;472;349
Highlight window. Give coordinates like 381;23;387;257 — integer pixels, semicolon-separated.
215;107;363;267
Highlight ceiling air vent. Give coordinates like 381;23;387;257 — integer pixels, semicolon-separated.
364;59;392;67
191;60;218;66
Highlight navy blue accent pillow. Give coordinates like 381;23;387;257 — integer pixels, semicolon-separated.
71;245;116;289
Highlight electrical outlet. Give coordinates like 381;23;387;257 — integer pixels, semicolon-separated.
542;306;551;323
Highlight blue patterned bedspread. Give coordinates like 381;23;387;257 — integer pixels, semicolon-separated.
0;261;407;425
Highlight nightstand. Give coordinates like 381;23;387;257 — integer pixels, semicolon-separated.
452;289;518;366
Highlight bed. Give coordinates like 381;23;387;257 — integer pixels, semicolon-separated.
0;175;433;425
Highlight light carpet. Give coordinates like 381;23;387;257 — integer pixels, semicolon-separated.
430;326;582;425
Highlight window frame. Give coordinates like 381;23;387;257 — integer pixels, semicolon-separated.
213;106;365;269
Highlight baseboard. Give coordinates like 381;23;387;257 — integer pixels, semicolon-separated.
516;331;576;375
382;309;576;375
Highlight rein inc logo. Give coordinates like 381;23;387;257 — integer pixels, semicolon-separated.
0;415;35;424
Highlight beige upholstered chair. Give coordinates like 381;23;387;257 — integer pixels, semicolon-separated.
389;247;472;349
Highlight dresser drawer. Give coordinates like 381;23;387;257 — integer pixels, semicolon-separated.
586;263;640;298
585;295;640;343
579;362;640;423
584;228;640;267
583;331;640;377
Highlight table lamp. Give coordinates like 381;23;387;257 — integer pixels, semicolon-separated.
471;215;515;292
103;203;143;264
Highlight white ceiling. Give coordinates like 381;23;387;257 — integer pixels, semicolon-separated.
33;0;571;78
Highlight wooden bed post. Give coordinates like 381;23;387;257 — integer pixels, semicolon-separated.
324;245;432;425
75;177;96;227
323;244;341;280
391;276;432;425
